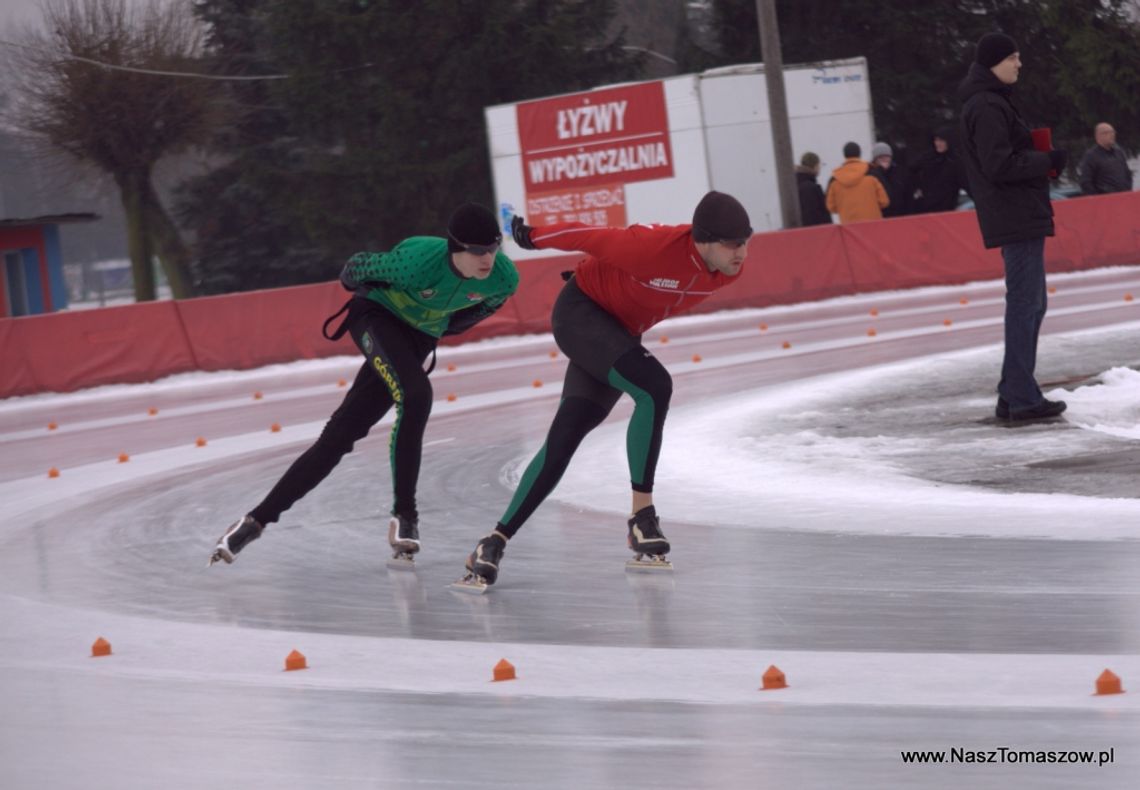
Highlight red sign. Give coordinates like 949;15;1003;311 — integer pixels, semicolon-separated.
517;82;674;192
526;184;628;228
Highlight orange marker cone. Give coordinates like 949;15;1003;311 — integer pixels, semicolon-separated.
195;437;207;447
943;318;953;327
781;341;791;350
760;664;787;690
446;394;457;402
759;323;768;332
47;422;58;431
492;658;516;682
91;637;112;658
284;650;307;671
1125;293;1134;302
867;328;877;337
147;407;158;416
869;308;879;317
1095;669;1124;695
959;297;969;305
692;354;702;363
270;423;281;433
659;335;669;344
48;467;60;478
253;391;263;400
1048;286;1056;294
532;379;543;388
447;363;457;372
549;350;558;359
117;453;130;463
337;378;347;387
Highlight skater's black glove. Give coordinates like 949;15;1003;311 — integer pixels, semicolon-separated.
511;215;536;250
1048;149;1067;175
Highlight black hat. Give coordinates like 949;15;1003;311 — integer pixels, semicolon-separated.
447;203;502;252
842;141;861;158
691;191;752;243
975;32;1018;69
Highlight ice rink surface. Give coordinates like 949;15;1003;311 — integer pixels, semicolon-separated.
2;267;1139;789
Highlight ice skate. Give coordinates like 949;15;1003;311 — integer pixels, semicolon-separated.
207;515;264;566
387;514;420;570
450;531;507;594
625;506;673;573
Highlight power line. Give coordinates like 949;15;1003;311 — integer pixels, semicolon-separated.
0;38;373;81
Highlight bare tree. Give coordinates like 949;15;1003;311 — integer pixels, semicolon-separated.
6;0;214;300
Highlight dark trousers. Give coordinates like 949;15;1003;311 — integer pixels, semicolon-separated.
250;303;436;526
496;279;672;538
998;237;1047;410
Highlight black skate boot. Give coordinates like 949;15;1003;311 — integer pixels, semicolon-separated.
387;513;420;569
626;506;673;572
451;530;508;593
208;515;264;566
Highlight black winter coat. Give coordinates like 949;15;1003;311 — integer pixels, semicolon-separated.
911;129;967;214
957;63;1053;248
869;165;909;218
796;170;833;226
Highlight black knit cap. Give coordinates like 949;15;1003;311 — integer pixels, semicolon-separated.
691;191;752;243
447;203;502;252
975;32;1018;69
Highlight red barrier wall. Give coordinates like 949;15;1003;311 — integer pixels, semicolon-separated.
2;191;1138;398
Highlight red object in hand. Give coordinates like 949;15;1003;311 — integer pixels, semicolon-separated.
1031;127;1057;177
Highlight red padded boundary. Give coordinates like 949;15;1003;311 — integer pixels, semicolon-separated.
2;191;1137;397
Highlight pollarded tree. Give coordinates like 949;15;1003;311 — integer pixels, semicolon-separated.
7;0;214;300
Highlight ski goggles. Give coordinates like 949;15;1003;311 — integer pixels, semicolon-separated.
450;234;502;256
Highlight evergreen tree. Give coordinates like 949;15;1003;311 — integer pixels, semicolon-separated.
709;0;1139;171
181;0;643;294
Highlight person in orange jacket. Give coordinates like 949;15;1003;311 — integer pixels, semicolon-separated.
825;141;890;223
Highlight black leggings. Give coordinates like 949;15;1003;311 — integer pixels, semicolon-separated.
250;302;436;526
496;279;672;538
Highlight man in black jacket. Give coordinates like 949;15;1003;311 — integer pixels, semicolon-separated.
958;32;1067;422
1078;123;1134;195
796;152;833;226
911;127;968;214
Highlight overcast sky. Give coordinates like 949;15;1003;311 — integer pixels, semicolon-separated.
1;0;45;32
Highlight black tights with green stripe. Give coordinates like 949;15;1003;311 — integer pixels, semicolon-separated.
496;280;672;538
250;302;435;527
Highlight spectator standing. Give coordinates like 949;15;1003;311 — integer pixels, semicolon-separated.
958;32;1067;422
825;141;889;223
1078;123;1134;195
796;152;832;226
867;142;909;217
911;127;968;213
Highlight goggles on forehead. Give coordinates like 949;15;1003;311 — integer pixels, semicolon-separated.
450;233;501;256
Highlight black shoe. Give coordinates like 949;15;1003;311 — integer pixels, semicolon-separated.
388;514;421;554
208;515;264;565
627;506;670;556
465;531;507;585
1010;398;1067;421
995;397;1010;420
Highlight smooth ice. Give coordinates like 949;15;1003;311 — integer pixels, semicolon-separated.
1;267;1139;789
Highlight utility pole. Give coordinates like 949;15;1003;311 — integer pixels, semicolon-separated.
755;0;801;228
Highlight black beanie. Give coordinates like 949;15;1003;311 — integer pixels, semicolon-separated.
691;191;752;243
975;33;1018;69
447;203;501;252
842;141;861;159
